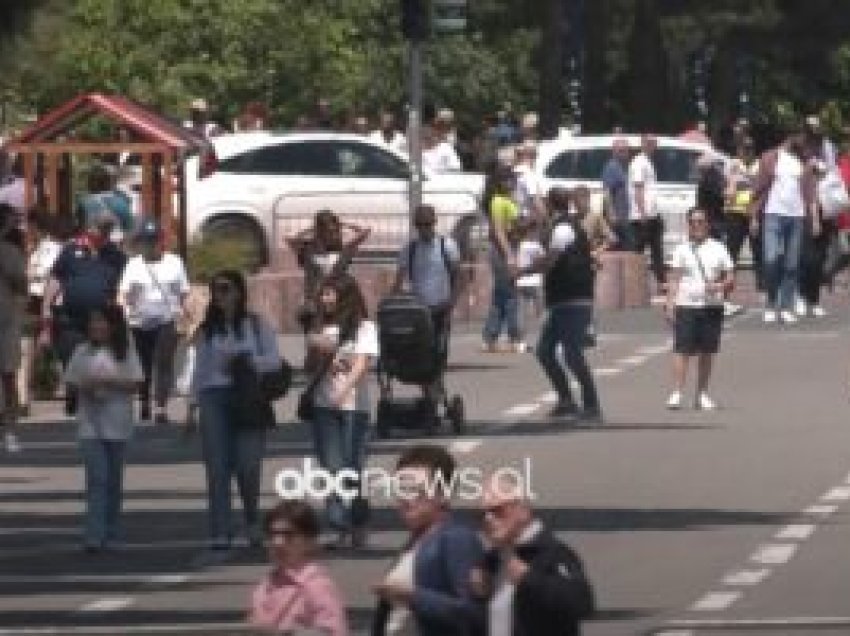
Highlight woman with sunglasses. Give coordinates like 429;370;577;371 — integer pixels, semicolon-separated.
191;270;283;551
306;273;377;549
249;500;348;636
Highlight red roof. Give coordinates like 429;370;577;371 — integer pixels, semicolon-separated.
7;93;208;152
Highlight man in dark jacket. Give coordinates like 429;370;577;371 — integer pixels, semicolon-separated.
476;473;594;636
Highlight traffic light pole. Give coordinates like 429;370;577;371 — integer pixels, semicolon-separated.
407;38;424;228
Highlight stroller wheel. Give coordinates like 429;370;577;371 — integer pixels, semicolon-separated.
447;396;466;435
376;401;391;439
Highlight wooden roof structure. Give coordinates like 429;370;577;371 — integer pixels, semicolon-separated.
3;93;209;251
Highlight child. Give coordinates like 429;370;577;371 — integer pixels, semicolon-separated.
249;500;349;636
64;305;143;553
514;217;545;349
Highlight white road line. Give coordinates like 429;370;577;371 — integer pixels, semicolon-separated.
502;403;540;418
821;485;850;502
775;524;816;541
618;355;647;366
691;591;741;611
722;568;772;586
449;440;482;455
666;617;850;629
750;544;797;565
635;344;669;356
656;631;694;636
0;574;186;585
0;624;251;635
78;596;135;613
144;573;191;586
593;367;623;377
537;391;559;404
805;504;838;517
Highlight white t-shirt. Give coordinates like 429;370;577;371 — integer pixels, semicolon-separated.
764;149;805;218
28;237;62;297
628;152;659;220
550;223;577;252
315;321;379;413
422;142;461;173
384;546;418;635
369;130;408;156
119;253;190;328
514;163;542;218
670;238;733;307
398;236;460;308
516;239;544;289
64;342;144;440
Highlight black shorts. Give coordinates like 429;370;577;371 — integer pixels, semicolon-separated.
674;306;724;355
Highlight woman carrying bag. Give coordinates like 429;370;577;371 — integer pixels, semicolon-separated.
191;269;283;551
301;274;378;550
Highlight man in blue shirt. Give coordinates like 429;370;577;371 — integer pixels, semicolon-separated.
601;138;633;250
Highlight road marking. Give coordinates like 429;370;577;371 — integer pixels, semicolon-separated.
144;573;191;586
775;524;816;541
664;617;850;629
804;504;838;517
722;568;771;586
821;485;850;502
750;544;797;565
449;440;482;454
636;344;669;356
655;632;694;636
0;573;187;585
618;355;647;366
691;591;741;611
0;624;251;635
78;596;135;613
502;403;540;418
537;391;559;404
593;367;623;377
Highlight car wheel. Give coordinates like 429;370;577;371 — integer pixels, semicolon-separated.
203;216;267;271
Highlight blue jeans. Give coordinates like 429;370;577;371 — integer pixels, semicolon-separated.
483;251;521;344
536;303;600;410
763;215;804;310
79;438;126;546
199;387;266;543
311;408;370;531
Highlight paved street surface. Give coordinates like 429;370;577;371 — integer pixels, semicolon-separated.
2;301;850;636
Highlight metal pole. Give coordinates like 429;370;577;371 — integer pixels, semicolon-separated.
407;38;424;230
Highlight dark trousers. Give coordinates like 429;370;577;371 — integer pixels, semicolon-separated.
132;322;177;409
630;217;666;285
799;221;834;306
725;214;764;291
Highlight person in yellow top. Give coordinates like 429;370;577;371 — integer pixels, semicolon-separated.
724;138;762;290
482;166;523;352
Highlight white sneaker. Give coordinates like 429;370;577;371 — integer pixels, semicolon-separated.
696;392;717;411
795;298;808;317
811;305;827;318
4;432;21;453
763;310;778;324
780;310;798;324
666;391;683;410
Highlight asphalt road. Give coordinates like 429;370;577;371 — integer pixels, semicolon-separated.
1;300;849;636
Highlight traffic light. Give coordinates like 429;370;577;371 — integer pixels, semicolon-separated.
401;0;429;41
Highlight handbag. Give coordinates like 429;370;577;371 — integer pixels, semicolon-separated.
818;170;850;219
249;315;293;401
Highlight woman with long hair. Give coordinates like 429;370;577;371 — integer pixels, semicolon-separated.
191;269;282;551
64;305;143;552
306;273;377;549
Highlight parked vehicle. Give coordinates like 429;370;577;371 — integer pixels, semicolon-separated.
536;134;729;255
185;132;485;267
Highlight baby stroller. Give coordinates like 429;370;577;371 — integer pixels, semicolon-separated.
375;293;466;438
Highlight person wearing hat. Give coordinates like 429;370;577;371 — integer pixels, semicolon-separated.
118;220;189;424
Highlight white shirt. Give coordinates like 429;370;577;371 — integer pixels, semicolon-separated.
384;547;418;635
28;237;62;297
369;130;408;156
398;236;460;308
764;149;805;218
489;519;544;636
628;152;659;220
315;321;379;413
422;142;462;173
119;253;190;328
516;239;544;289
190;316;282;395
514;163;542;218
64;342;144;440
550;223;577;253
670;238;733;307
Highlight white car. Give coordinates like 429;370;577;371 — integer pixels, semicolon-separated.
185;132;484;266
536;134;728;254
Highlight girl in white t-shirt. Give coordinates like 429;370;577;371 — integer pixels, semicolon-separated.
306;274;378;549
64;305;143;552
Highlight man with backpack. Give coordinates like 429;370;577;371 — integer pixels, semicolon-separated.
514;204;602;423
393;205;461;395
